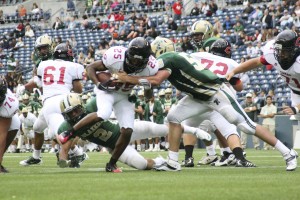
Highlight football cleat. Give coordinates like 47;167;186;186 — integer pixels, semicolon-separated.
105;163;122;173
197;154;218;165
181;157;195;167
153;155;167;169
155;156;181;171
286;149;298;171
0;165;9;173
235;159;256;167
19;156;42;166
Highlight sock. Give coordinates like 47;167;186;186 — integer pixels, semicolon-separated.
33;149;41;159
184;145;194;160
165;142;169;149
72;145;83;156
25;144;30;149
182;125;197;135
11;145;16;152
274;140;290;159
221;147;232;155
137;145;141;150
141;144;145;150
168;150;179;162
206;145;216;156
148;143;153;149
154;144;159;149
232;147;246;161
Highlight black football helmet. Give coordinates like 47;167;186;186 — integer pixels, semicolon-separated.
209;38;232;58
0;77;7;106
53;43;74;61
125;37;153;73
274;30;300;70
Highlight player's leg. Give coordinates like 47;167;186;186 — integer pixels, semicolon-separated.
215;85;297;170
163;96;212;171
20;111;47;166
107;94;135;172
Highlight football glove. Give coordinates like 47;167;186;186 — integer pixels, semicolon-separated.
58;128;74;144
97;80;116;92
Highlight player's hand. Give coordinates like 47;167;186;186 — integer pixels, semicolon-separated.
16;84;25;97
115;71;128;83
283;106;298;115
226;71;235;81
138;79;151;90
58;129;74;144
97;80;116;92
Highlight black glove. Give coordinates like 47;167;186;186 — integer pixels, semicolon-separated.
97;80;116;92
128;94;137;103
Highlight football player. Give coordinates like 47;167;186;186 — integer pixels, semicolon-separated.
190;20;213;52
116;37;298;171
58;37;160;173
227;30;300;168
0;78;20;173
57;93;211;171
20;43;84;166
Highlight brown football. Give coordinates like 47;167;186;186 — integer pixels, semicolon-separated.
96;72;112;83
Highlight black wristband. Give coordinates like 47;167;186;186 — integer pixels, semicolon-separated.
291;106;297;114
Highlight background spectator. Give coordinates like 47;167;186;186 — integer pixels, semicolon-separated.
31;3;40;14
172;0;182;21
25;25;35;38
67;0;76;12
18;5;27;18
52;17;65;30
190;3;200;16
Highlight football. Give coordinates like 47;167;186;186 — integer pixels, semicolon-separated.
96;72;112;83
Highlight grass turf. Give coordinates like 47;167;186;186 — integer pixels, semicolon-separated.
1;149;300;200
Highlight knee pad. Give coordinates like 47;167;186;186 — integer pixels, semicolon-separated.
167;111;181;124
199;120;216;133
237;121;256;135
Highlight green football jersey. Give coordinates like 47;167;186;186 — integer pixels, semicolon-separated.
57;97;121;149
202;37;219;52
157;52;222;101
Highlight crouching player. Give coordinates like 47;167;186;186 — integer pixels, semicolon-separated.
57;93;211;172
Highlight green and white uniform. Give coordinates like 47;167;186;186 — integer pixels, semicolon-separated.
157;52;222;101
160;52;257;135
58;97;169;170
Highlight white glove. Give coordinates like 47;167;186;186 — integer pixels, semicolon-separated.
16;84;25;97
138;79;151;90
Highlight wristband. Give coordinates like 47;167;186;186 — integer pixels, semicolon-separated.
291;106;299;114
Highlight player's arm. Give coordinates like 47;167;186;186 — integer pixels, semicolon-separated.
72;80;83;93
117;70;171;86
227;57;264;80
86;60;107;85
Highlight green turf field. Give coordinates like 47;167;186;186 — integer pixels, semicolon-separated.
1;149;300;200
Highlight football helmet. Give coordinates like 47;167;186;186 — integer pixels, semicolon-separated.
165;88;172;94
274;30;300;70
190;20;213;49
151;37;176;57
210;39;232;58
125;37;153;73
137;90;144;96
35;34;53;60
0;77;7;106
53;43;74;61
60;93;85;124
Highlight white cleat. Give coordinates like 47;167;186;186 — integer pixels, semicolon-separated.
286;149;298;171
194;129;212;141
198;154;218;165
154;156;181;171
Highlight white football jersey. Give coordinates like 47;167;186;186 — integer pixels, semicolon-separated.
19;112;37;128
37;59;84;100
262;40;300;94
0;89;19;118
190;52;245;95
102;46;159;94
